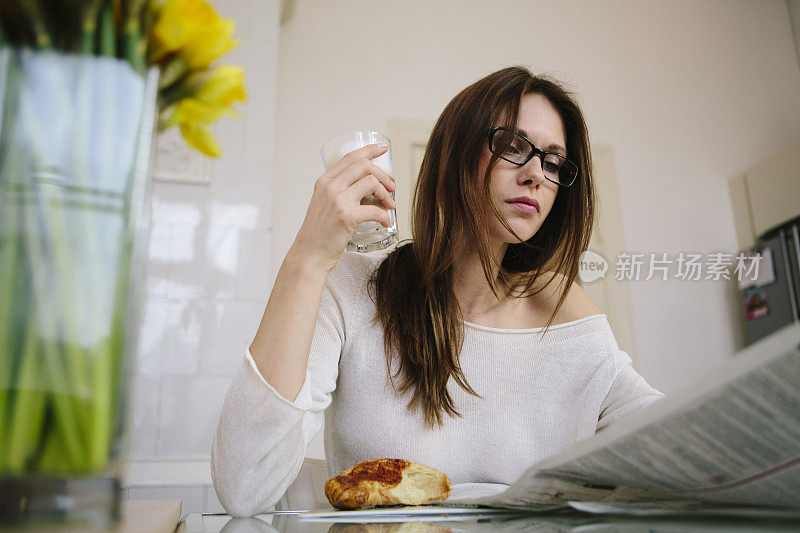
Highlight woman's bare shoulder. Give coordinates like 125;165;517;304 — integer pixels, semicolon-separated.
532;271;603;323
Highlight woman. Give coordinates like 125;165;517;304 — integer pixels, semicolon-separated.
211;66;664;517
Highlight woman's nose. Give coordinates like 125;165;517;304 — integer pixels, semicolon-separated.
519;155;546;187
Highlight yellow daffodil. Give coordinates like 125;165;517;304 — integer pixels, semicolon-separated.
194;65;246;108
180;123;222;158
147;0;245;157
182;18;237;70
149;0;238;72
159;65;246;157
162;98;229;128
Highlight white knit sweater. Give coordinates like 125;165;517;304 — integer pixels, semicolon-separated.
211;250;664;517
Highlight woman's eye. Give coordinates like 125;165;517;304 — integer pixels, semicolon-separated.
543;161;561;172
505;145;521;154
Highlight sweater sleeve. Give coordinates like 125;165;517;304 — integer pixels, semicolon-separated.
596;349;665;431
210;281;345;517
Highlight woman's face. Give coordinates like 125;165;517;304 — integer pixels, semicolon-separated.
478;93;566;246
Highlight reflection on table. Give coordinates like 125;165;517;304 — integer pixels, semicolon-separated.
180;509;800;533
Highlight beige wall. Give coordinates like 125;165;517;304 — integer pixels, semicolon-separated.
272;0;800;456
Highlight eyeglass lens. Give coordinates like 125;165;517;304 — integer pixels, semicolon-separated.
490;128;577;186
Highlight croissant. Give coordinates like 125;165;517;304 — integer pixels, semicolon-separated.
324;458;451;510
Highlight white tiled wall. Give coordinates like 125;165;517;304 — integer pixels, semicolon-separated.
122;461;227;518
124;0;280;513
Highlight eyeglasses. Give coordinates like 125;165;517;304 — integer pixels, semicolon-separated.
487;126;579;187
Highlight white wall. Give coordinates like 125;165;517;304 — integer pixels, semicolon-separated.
273;0;800;458
125;0;280;515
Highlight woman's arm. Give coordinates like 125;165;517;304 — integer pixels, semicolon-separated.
211;143;396;516
211;262;347;516
248;247;331;402
597;350;665;431
248;143;395;398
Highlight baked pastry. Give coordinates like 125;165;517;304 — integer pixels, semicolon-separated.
324;458;451;510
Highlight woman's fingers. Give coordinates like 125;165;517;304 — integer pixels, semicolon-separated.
294;142;397;264
322;145;394;189
342;159;395;191
357;205;394;227
346;174;396;211
323;143;389;179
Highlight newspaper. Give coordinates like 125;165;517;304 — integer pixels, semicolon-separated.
445;321;800;513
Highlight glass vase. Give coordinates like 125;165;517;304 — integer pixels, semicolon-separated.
0;47;157;525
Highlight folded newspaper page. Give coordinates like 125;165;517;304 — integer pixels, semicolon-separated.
446;321;800;512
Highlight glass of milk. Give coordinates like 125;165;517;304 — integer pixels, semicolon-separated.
321;131;399;252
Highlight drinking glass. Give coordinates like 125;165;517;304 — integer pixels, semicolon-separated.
321;131;399;252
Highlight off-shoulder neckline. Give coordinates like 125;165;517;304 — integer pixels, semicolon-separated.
462;313;608;334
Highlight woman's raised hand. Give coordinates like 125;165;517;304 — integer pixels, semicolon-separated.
292;143;397;272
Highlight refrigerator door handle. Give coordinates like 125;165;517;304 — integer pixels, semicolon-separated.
791;225;800;321
781;227;799;322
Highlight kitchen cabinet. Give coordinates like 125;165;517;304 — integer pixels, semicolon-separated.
729;138;800;248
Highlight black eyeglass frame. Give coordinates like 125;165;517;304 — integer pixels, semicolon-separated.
487;126;579;187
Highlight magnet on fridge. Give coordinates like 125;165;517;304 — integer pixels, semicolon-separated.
743;287;770;320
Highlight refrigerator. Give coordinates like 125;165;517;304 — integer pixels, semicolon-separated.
740;216;800;345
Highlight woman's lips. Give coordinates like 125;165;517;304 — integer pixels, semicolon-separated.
507;200;539;215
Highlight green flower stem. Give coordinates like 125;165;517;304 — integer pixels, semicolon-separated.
124;18;144;72
80;0;102;55
74;55;120;471
0;50;22;471
27;61;106;471
6;329;46;472
95;255;135;471
39;184;94;443
122;0;147;72
156;54;189;92
90;328;117;471
0;193;27;473
0;232;15;471
158;79;192;109
38;411;73;472
19;188;86;471
26;68;98;426
98;1;115;57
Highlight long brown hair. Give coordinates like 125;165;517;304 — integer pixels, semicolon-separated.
369;66;595;428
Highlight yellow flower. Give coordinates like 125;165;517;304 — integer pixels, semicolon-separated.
163;98;227;127
148;0;245;158
160;66;247;158
182;18;237;70
162;65;246;126
149;0;238;71
180;123;222;158
160;99;225;157
194;65;246;108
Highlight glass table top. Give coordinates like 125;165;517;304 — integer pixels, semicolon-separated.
182;509;800;533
